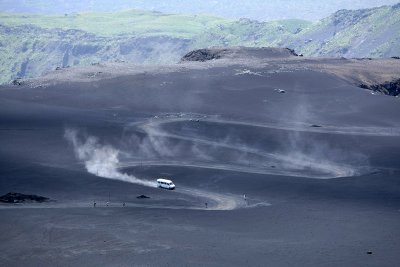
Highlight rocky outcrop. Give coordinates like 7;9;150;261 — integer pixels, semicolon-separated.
181;47;299;62
180;48;228;62
11;78;24;86
285;48;300;56
360;79;400;96
393;3;400;9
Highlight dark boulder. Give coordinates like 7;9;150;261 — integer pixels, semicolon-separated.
137;195;150;199
11;78;23;86
0;192;50;203
285;48;299;56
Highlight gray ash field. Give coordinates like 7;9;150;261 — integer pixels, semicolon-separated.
1;48;400;266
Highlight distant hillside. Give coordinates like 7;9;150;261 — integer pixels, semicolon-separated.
194;4;400;58
193;19;311;48
289;4;400;57
0;4;399;84
1;0;398;21
0;10;221;83
0;24;191;82
0;10;226;38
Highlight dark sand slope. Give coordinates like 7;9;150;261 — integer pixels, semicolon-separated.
0;47;400;266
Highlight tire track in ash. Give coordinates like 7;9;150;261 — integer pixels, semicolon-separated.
177;186;247;210
126;116;366;178
120;160;348;178
0;187;250;211
128;115;400;137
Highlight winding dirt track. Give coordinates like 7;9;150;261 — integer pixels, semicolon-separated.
36;113;389;211
123;115;373;179
177;187;247;210
129;116;400;137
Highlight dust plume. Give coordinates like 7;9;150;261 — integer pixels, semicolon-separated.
281;101;369;177
64;128;156;187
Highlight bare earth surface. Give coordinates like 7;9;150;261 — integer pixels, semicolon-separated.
1;48;400;266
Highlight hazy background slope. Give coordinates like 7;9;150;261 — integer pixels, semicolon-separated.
1;0;399;21
1;4;399;84
288;4;400;57
193;4;400;57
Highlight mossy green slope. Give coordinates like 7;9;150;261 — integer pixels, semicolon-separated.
0;10;227;38
193;19;311;48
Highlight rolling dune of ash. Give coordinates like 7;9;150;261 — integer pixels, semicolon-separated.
1;47;400;266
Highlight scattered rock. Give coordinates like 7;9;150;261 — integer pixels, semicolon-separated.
310;124;322;128
137;195;150;199
294;28;303;34
235;69;263;76
55;66;62;70
366;251;373;255
391;56;400;59
275;89;286;93
87;71;102;78
0;192;50;203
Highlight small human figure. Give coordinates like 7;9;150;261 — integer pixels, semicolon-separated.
205;202;208;209
123;202;125;207
93;201;96;208
106;201;109;207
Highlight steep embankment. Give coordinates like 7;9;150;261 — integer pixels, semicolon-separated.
0;24;190;83
0;9;219;83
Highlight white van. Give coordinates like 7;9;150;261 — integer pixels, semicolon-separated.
157;178;175;190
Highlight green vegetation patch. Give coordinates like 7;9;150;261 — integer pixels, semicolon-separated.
0;9;228;38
